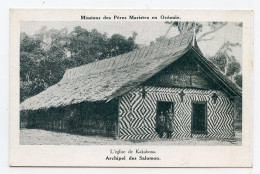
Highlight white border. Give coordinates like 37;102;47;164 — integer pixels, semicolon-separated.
1;0;259;173
9;9;253;168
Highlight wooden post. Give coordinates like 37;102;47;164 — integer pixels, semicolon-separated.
115;98;120;140
45;111;47;130
51;110;54;130
231;98;236;138
192;22;196;46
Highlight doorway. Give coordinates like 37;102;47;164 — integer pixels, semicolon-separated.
191;102;207;134
156;101;174;118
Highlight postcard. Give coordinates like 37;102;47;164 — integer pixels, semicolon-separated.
9;9;253;167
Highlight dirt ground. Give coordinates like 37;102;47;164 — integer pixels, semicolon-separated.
20;129;242;146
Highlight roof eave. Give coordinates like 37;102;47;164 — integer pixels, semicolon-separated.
190;45;242;98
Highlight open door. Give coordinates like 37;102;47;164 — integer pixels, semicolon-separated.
191;102;207;134
156;101;174;118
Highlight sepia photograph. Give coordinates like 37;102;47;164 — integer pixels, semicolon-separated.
9;9;253;167
19;21;243;146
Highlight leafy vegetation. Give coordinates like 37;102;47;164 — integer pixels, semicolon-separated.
209;41;242;87
20;26;138;102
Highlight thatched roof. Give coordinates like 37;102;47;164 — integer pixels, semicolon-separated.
20;32;241;111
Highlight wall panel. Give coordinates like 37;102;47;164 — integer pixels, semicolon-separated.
119;86;234;139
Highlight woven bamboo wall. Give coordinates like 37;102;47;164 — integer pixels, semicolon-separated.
118;86;234;139
21;101;119;137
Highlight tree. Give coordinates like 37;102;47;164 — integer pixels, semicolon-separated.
67;26;109;65
164;21;228;42
234;74;242;87
209;52;228;73
152;22;230;46
20;32;46;82
209;41;241;75
108;32;138;57
20;32;47;102
226;60;241;80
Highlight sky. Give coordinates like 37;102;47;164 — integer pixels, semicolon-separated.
21;21;242;63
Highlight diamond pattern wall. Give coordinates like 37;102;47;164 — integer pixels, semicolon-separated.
118;86;234;140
